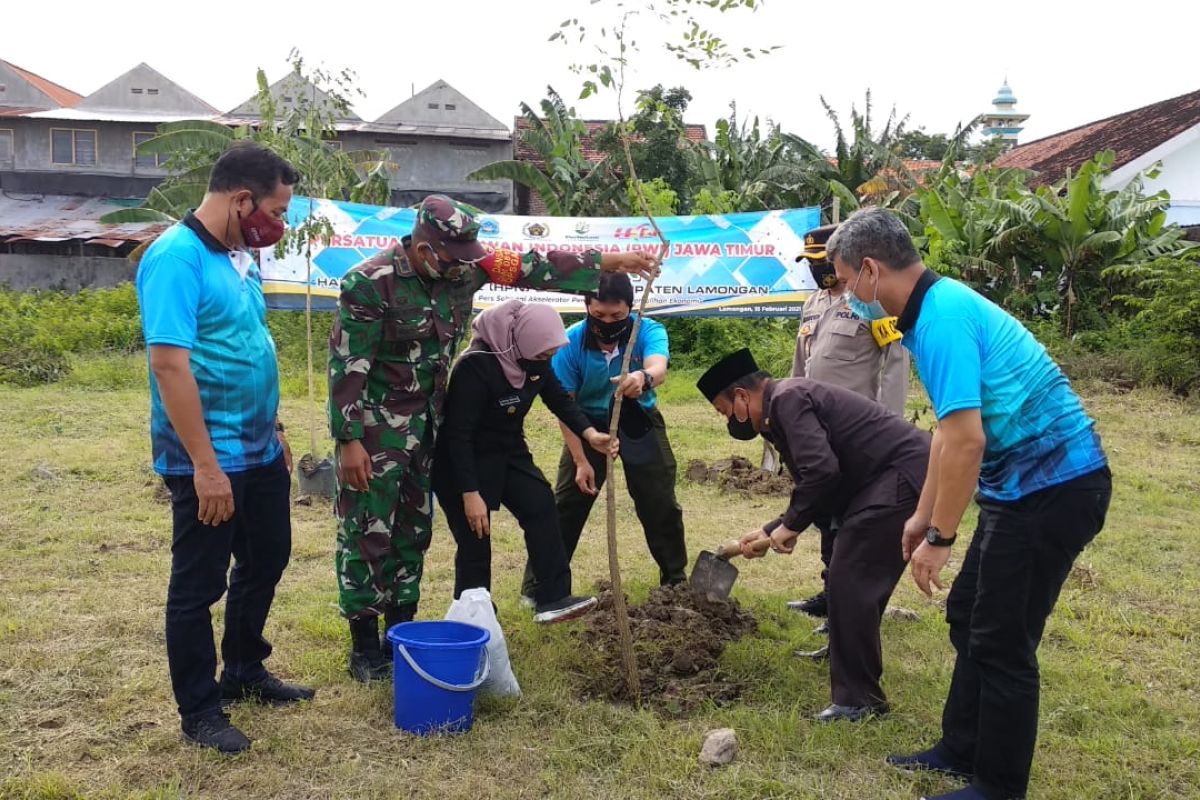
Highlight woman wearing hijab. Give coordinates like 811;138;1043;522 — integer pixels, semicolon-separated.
433;299;615;624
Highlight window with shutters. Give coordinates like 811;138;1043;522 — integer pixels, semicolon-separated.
0;129;13;163
133;131;165;168
51;128;98;166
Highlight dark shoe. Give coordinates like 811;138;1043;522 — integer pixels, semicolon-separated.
349;648;391;682
220;672;316;706
348;616;389;682
814;702;889;723
794;644;829;662
813;621;829;635
181;710;251;754
381;603;418;664
887;745;974;782
786;590;828;618
534;595;598;624
919;788;993;800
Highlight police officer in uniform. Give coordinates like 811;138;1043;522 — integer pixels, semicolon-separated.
788;224;909;629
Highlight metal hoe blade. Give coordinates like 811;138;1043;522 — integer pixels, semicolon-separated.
690;550;739;601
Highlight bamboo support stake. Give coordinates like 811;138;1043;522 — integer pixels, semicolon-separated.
601;129;671;706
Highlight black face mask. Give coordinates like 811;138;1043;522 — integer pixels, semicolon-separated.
518;358;551;376
589;316;631;344
809;260;839;290
727;416;758;441
726;393;758;440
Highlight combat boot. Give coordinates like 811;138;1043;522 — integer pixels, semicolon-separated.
381;602;418;663
348;616;389;682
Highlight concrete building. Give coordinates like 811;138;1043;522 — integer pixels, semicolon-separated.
2;62;217;198
1;59;513;210
1;60;516;288
225;76;513;210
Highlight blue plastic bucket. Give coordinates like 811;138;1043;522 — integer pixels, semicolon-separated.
386;620;491;735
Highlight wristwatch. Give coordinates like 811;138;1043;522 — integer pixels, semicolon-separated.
641;370;654;392
275;421;286;433
925;525;956;547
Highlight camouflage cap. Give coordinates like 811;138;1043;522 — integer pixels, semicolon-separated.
795;224;839;264
414;194;488;263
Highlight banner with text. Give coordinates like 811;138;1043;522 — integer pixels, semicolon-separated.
260;197;822;316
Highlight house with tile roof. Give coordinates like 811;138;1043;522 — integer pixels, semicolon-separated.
995;87;1200;225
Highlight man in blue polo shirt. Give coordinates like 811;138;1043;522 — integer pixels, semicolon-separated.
520;272;687;601
828;208;1111;800
136;142;314;755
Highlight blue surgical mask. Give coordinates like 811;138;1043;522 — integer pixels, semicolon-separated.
846;265;889;321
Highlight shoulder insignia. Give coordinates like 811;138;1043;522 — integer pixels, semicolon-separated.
870;316;903;347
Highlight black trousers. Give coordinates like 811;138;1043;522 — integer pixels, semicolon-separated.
940;467;1111;800
523;417;688;596
826;472;915;707
814;513;835;586
436;455;572;606
163;456;292;721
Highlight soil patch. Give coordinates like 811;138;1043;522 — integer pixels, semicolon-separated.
685;455;793;497
576;583;756;714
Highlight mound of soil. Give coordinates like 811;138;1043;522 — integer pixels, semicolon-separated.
576;583;756;714
685;455;793;497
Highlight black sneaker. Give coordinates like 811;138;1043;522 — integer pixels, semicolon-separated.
533;595;598;624
219;672;316;706
181;710;251;754
349;648;392;682
886;745;974;781
786;590;828;617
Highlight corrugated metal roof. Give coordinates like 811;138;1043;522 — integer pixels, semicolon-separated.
23;108;220;124
0;194;168;246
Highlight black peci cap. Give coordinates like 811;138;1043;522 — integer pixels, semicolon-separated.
696;348;760;401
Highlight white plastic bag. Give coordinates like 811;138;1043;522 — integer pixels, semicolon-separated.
444;588;521;698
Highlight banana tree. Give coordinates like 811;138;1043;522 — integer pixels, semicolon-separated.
468;88;625;216
987;151;1189;335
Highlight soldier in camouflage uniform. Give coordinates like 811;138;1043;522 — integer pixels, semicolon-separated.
329;195;658;681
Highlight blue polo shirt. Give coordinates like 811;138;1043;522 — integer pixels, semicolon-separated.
552;314;669;421
136;213;281;476
899;272;1106;501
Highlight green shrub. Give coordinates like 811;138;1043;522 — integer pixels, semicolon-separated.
661;317;797;378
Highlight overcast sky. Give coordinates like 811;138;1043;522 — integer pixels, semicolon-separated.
7;0;1196;149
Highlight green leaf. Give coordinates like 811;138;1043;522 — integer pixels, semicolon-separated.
468;161;565;216
98;208;178;224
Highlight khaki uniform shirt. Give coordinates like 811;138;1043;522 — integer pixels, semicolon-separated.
791;289;909;416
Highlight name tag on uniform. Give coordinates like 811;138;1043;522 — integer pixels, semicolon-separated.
835;309;859;321
499;395;522;407
871;317;903;347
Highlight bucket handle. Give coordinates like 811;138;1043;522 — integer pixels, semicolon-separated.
395;644;491;693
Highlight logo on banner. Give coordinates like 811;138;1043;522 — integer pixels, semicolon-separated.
523;222;550;239
614;224;655;239
574;221;590;235
479;218;499;236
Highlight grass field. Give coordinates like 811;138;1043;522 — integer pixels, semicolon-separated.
1;361;1198;800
